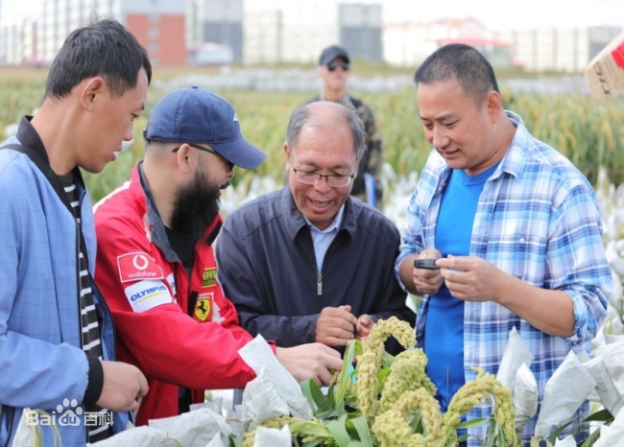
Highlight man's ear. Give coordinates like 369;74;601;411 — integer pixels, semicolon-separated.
175;143;193;174
283;142;291;171
485;90;502;123
79;76;105;111
352;155;361;179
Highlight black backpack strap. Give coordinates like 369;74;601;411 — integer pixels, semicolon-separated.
349;97;362;109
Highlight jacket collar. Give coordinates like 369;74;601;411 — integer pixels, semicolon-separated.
278;186;357;243
15;115;86;187
16;116;47;160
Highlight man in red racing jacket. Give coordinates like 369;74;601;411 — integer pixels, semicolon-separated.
93;87;343;425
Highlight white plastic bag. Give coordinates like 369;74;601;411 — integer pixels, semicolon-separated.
594;338;624;399
89;425;177;447
534;351;596;438
594;406;624;447
583;356;624;417
496;326;534;391
238;335;312;422
253;425;292;447
148;407;233;447
11;409;38;447
513;363;538;431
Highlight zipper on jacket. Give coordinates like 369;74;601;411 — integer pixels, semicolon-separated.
317;272;322;296
75;217;90;443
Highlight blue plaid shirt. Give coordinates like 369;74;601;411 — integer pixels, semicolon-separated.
395;111;612;444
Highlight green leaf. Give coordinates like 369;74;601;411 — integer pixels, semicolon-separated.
301;378;326;412
381;351;395;368
456;433;471;445
228;433;242;447
347;416;373;447
334;340;356;409
584;408;613;423
485;417;497;447
377;367;392;390
326;414;351;447
290;421;333;439
581;426;602;447
408;409;424;434
455;417;490;429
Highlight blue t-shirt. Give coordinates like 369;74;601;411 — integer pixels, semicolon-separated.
424;162;499;412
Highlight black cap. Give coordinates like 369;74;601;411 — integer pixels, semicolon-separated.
318;45;350;66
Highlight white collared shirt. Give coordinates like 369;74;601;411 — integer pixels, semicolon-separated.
304;205;345;272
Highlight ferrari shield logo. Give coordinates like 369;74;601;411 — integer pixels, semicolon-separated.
194;293;214;322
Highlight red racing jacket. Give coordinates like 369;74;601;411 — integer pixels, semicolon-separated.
93;163;260;425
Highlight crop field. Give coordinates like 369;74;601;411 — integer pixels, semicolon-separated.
2;65;624;205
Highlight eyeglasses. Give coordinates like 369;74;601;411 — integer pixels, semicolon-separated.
172;143;234;170
291;163;355;188
327;60;350;72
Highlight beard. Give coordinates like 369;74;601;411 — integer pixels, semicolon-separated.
169;165;222;243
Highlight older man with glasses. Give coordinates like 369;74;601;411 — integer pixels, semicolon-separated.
305;44;384;209
216;101;414;357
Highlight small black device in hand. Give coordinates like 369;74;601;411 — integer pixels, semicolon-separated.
413;259;440;270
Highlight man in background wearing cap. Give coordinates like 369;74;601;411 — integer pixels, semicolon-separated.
93;87;343;425
307;44;384;209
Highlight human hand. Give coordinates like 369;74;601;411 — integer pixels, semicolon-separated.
413;249;444;295
437;255;505;302
96;361;149;412
316;305;358;347
355;314;374;342
276;344;343;386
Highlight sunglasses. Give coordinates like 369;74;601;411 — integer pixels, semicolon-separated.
327;60;350;72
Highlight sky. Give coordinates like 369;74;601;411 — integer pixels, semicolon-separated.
247;0;624;30
4;0;624;30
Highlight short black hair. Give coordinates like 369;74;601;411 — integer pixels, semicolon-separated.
44;18;152;99
414;44;499;105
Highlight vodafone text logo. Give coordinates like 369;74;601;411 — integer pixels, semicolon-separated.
117;252;164;283
133;254;149;270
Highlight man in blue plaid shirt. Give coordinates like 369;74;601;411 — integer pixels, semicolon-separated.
395;44;612;445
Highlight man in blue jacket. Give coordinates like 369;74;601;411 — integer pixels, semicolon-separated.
0;19;151;446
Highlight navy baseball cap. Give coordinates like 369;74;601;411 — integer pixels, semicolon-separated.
318;45;350;66
143;86;266;169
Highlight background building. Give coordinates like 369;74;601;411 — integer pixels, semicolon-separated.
243;8;283;64
1;0;185;66
187;0;242;64
243;1;382;65
123;0;186;67
384;18;492;67
0;0;621;71
492;26;622;72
